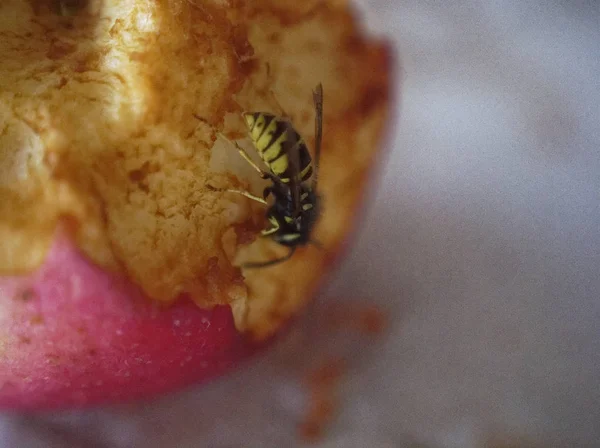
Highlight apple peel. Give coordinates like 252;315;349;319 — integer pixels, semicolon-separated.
0;0;394;409
0;227;251;410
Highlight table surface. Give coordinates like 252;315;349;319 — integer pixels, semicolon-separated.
2;1;599;447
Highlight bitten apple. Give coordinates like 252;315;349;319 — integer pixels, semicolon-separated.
0;0;392;409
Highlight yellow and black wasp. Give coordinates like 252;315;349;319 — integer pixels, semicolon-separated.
206;83;324;268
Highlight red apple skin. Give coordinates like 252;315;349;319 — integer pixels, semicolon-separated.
0;87;396;412
0;230;254;410
0;45;395;410
0;115;396;412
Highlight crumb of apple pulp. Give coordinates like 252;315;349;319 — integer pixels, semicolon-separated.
297;303;388;444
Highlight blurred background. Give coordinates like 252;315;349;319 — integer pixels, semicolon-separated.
2;0;599;446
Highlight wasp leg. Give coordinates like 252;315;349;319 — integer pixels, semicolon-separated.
194;114;279;183
207;185;268;205
215;132;266;175
242;246;297;269
261;226;279;236
263;186;274;199
260;214;280;236
217;132;283;186
229;137;287;188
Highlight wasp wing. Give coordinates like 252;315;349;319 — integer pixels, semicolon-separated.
283;120;302;219
312;83;323;188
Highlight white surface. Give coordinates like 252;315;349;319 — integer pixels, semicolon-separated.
3;1;600;447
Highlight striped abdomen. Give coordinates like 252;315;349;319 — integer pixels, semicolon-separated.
242;112;313;183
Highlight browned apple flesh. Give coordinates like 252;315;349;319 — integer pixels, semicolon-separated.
0;0;392;409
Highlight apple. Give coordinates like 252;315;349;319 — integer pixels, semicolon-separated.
0;0;392;409
0;228;251;409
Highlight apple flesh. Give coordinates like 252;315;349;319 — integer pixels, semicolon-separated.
0;0;393;410
0;229;252;410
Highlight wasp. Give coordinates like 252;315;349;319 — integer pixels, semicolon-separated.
205;83;324;268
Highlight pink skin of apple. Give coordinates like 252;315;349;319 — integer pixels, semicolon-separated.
0;229;254;410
